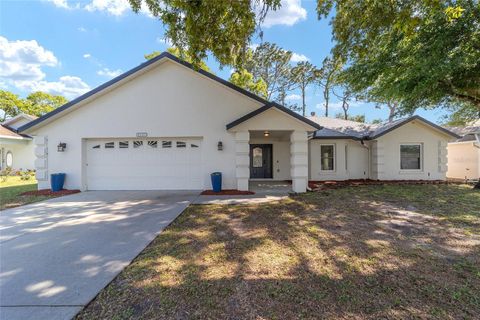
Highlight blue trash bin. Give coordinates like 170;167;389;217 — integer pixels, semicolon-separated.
211;172;222;192
51;173;66;192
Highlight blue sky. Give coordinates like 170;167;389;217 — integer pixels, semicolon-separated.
0;0;448;123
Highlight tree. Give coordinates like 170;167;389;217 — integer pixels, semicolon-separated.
145;47;211;72
0;90;67;121
317;55;343;117
290;61;319;116
130;0;281;67
374;100;399;123
443;102;480;126
245;42;294;102
229;69;268;98
23;92;68;117
317;0;480;120
0;90;24;121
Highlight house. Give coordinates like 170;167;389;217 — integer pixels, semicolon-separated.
18;52;459;193
308;114;460;181
0;114;36;171
446;120;480;181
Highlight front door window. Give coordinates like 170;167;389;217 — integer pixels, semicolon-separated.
252;147;263;167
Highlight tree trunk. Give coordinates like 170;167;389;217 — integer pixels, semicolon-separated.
301;85;306;117
475;178;480;189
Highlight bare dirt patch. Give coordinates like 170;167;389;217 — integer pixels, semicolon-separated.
77;184;480;320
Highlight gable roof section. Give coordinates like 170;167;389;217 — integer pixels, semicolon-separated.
0;124;32;140
19;52;270;133
310;115;460;140
369;116;460;139
2;113;37;127
226;102;321;131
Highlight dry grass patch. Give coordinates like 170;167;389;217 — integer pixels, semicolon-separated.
77;185;480;319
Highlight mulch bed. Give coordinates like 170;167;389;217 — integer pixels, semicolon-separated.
308;179;450;190
201;189;255;195
20;189;81;196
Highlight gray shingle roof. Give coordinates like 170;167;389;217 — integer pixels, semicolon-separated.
310;115;460;140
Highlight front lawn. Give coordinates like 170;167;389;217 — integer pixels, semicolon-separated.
0;176;51;210
77;184;480;319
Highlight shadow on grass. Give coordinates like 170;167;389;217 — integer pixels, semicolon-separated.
77;185;480;319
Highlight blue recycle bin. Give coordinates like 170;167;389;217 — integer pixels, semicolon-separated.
210;172;222;193
51;173;66;192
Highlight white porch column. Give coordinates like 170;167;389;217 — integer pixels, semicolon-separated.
290;131;308;193
235;131;250;191
33;135;49;190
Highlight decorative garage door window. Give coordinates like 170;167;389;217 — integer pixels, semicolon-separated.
105;142;115;149
148;141;158;148
253;147;263;167
133;141;143;148
176;141;186;148
92;145;100;149
119;141;129;148
162;141;172;148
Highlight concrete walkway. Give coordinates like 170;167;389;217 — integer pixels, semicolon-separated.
0;191;199;320
193;181;292;205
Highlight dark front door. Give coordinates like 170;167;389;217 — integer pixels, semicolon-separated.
250;144;273;179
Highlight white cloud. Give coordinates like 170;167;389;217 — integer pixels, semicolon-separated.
0;36;58;81
262;0;307;28
290;52;309;63
85;0;129;16
286;94;301;101
0;36;89;99
83;53;91;59
84;0;153;17
16;76;90;100
46;0;70;9
78;26;87;32
97;67;122;78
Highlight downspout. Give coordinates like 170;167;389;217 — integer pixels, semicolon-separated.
359;138;370;179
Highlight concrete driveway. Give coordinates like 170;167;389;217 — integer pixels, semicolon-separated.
0;190;199;320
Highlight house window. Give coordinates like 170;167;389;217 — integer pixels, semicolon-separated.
133;141;143;148
320;145;335;171
119;141;129;148
176;141;186;148
400;144;422;170
6;151;13;168
105;142;115;149
148;141;158;148
162;141;172;148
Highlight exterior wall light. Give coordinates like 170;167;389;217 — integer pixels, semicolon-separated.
264;131;270;137
217;141;223;151
57;142;67;152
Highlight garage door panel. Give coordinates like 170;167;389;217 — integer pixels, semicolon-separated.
86;138;203;190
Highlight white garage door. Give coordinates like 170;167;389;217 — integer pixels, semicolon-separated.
86;138;203;190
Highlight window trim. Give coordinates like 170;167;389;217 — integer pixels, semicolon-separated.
399;143;423;171
320;144;335;172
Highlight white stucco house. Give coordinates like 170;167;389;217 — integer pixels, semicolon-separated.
1;114;36;171
18;52;459;193
446;120;480;181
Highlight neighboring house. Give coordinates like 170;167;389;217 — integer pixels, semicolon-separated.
0;114;37;171
446;120;480;181
18;52;459;193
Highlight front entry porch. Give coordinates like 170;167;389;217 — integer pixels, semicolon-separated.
234;130;309;193
226;103;321;193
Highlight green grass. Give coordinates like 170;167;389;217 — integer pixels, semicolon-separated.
77;184;480;319
0;176;50;210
